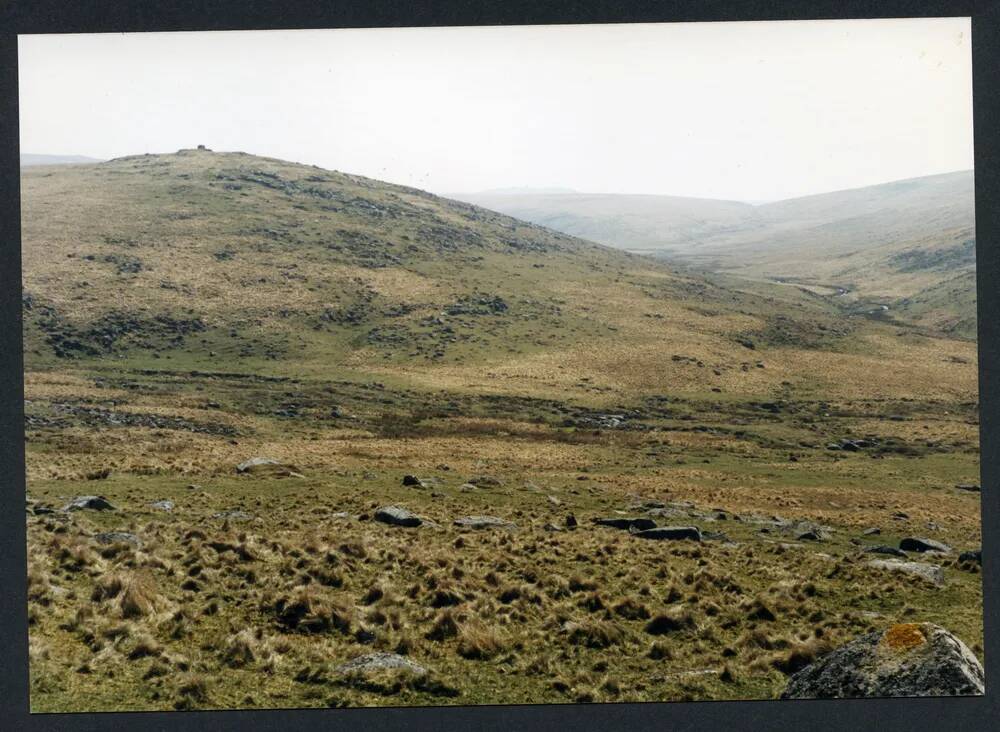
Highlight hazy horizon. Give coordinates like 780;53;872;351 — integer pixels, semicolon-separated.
19;18;973;202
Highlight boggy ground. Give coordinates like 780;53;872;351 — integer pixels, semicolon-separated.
25;366;983;711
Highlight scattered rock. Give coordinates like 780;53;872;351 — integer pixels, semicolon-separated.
333;652;428;677
781;623;984;698
374;506;422;528
546;495;562;506
565;514;578;529
594;517;657;532
93;531;141;546
401;474;425;487
453;515;516;530
868;558;944;586
955;483;980;492
862;527;881;536
235;457;303;478
149;499;174;511
900;537;952;554
63;495;116;512
633;526;702;542
543;523;563;532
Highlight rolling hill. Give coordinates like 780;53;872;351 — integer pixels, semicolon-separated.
21;149;977;403
450;190;765;254
453;171;977;339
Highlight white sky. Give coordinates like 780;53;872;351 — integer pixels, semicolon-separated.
19;18;973;202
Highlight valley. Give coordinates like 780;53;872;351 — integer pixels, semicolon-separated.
22;150;982;710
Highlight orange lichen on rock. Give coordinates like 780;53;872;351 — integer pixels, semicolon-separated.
881;623;928;653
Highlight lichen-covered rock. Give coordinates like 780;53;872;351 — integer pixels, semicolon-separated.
781;623;984;699
333;652;427;676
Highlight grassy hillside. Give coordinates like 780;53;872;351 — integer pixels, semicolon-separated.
22;151;981;711
454;172;977;339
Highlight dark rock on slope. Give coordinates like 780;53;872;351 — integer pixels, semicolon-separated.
374;506;422;528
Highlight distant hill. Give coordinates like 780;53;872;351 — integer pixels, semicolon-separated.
450;191;764;253
454;172;977;339
21;153;104;166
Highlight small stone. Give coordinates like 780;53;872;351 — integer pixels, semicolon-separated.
333;652;427;676
900;537;952;554
236;457;280;472
63;495;116;512
958;549;982;565
236;457;302;478
374;506;422;528
149;499;174;511
797;530;824;542
594;517;657;532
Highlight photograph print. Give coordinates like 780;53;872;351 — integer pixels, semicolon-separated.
18;18;984;712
